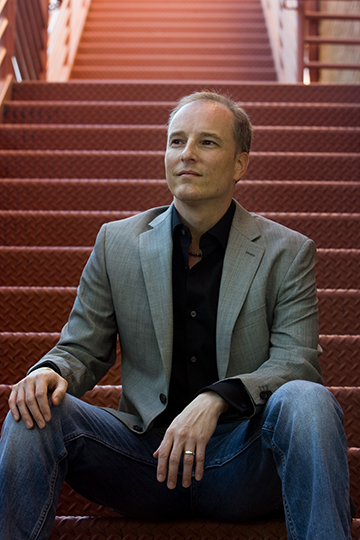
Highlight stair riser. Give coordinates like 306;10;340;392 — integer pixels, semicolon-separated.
1;180;359;214
11;82;360;104
82;21;268;31
72;55;275;69
1;288;359;334
76;44;274;56
1;212;358;249
1;126;359;153
1;153;360;182
1;247;358;289
78;30;272;45
4;103;359;127
69;67;277;81
0;334;359;386
47;514;360;540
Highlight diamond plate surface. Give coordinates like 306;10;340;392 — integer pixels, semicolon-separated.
320;336;360;387
4;102;360;127
1;211;359;249
0;333;121;384
11;81;360;103
1;125;359;153
1;179;359;214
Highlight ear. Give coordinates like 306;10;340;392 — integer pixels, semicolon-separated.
234;152;250;182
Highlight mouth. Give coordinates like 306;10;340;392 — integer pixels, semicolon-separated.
177;170;201;177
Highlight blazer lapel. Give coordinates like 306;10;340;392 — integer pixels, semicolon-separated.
216;203;264;379
139;206;174;383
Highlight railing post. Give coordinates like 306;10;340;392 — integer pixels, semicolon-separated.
297;0;305;82
0;0;18;78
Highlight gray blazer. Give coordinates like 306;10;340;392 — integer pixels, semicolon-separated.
32;201;323;432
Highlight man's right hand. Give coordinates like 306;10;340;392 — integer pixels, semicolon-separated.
8;368;68;429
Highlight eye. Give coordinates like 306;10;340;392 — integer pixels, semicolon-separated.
202;139;217;146
169;138;184;146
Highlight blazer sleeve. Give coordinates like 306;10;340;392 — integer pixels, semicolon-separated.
227;236;323;416
29;224;118;396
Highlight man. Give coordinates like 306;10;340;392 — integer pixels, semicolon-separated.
0;92;351;539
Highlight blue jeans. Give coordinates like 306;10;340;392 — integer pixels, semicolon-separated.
0;380;351;540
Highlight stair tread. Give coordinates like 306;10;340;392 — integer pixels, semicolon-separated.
11;82;360;103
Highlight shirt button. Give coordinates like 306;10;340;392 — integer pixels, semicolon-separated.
181;229;186;235
159;393;167;404
190;310;197;317
133;425;144;433
190;356;197;363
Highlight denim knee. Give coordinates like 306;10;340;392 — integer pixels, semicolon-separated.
262;380;345;445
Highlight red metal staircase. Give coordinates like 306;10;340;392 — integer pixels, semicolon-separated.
70;0;276;81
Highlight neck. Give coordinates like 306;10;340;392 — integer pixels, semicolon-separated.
174;198;232;242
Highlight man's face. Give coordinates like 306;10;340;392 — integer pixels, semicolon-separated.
165;100;248;211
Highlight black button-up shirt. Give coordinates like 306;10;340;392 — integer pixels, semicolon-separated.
155;201;253;426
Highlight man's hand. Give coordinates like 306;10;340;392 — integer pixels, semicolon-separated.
8;368;68;430
153;391;228;489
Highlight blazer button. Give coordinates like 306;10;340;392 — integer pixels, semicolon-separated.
133;425;144;433
260;390;272;400
160;393;167;405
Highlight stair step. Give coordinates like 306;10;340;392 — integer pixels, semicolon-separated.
87;0;263;10
47;514;360;539
77;30;272;46
76;43;274;57
1;211;358;249
0;334;121;385
72;53;274;69
81;21;268;32
1;179;359;214
317;289;360;335
69;65;277;81
0;333;358;386
86;8;263;20
11;82;360;104
1;287;359;333
319;335;360;386
1;151;359;182
4;102;360;127
1;245;358;289
1;125;359;153
0;382;359;523
1;384;359;446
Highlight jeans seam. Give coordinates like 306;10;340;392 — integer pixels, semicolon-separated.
30;451;67;540
263;425;298;540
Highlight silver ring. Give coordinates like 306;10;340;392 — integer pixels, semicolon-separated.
184;450;195;456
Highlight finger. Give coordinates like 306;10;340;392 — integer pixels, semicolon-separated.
14;384;35;429
166;446;183;489
51;377;68;406
8;386;21;422
154;441;171;484
194;444;206;482
182;449;196;488
23;378;48;429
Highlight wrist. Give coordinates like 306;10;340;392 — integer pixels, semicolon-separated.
202;391;229;416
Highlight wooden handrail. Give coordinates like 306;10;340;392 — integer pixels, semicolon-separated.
0;0;91;81
296;0;360;82
0;0;46;80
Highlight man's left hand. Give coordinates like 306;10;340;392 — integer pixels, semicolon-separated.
153;391;228;489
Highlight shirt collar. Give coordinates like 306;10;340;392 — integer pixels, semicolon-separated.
171;199;235;250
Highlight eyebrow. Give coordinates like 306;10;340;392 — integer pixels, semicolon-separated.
168;130;224;143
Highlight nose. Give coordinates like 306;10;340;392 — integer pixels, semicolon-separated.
181;140;197;161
